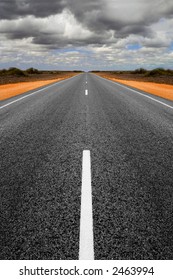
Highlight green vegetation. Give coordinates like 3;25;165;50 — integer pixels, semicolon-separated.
132;68;148;74
133;68;173;76
91;68;173;76
0;67;26;76
25;68;39;74
0;67;27;76
1;67;172;77
147;68;173;76
0;67;82;77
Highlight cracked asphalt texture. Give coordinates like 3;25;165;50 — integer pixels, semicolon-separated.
0;73;173;259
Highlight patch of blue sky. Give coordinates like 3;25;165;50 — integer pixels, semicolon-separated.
126;44;141;50
168;42;173;50
51;48;75;54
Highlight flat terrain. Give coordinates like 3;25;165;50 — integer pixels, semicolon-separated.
0;71;78;85
94;71;173;85
95;72;173;101
0;72;78;101
0;73;173;259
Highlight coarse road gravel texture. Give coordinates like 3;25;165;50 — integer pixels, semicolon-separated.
0;73;173;260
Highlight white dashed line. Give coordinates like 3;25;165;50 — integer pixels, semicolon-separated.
85;89;88;95
79;150;94;260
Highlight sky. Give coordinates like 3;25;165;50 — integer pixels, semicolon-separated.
0;0;173;71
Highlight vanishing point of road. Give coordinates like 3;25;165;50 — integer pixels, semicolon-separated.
0;73;173;259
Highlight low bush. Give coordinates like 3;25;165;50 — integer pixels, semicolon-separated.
133;68;148;74
25;68;39;74
0;69;7;75
147;68;173;76
7;67;25;76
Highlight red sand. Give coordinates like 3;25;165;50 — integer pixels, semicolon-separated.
97;74;173;101
0;76;72;101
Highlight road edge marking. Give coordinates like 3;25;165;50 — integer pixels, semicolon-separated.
0;74;79;110
79;150;94;260
95;75;173;110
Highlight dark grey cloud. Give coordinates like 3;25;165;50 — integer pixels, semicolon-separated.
0;0;173;70
32;36;109;49
64;0;173;33
0;0;64;19
1;0;173;41
117;25;153;38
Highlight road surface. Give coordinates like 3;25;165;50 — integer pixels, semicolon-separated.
0;73;173;259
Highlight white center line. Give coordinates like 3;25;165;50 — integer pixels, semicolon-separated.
79;150;94;260
85;89;88;95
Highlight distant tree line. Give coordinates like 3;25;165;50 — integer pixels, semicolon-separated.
0;67;41;76
91;68;173;76
0;67;82;76
132;68;173;76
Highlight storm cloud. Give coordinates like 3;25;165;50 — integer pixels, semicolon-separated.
0;0;173;69
0;0;65;19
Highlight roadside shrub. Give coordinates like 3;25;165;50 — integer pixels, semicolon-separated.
0;69;7;75
164;69;173;75
133;68;148;74
26;67;39;74
147;68;167;76
7;67;25;76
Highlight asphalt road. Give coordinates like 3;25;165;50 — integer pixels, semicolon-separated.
0;73;173;260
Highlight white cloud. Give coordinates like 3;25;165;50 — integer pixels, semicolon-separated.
0;1;173;69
